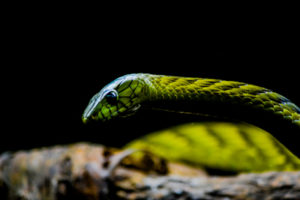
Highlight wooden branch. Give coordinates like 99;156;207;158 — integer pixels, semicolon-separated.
0;143;299;200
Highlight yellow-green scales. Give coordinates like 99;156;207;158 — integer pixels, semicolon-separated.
82;73;300;172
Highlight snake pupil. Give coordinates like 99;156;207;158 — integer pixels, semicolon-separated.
105;90;118;104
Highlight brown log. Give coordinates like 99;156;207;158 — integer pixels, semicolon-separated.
0;143;299;200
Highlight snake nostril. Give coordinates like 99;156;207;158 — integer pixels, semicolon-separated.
90;112;98;119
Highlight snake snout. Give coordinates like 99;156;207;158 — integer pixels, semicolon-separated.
82;116;89;124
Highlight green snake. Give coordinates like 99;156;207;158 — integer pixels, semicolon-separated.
82;73;300;172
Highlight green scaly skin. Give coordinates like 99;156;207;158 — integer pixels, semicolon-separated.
82;73;300;172
126;122;300;172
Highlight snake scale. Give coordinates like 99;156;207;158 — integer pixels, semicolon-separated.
82;73;300;172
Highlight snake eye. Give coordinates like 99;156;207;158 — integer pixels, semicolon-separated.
105;90;118;105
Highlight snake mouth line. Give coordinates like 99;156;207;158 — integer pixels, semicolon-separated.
100;103;142;122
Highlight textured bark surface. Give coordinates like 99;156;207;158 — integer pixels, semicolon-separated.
0;143;299;200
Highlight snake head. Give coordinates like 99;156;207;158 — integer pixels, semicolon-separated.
82;74;145;123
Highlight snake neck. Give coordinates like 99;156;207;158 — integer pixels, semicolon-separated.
141;74;300;157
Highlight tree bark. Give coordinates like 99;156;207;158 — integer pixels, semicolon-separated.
0;143;299;200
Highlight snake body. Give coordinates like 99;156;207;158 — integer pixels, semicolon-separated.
82;73;300;171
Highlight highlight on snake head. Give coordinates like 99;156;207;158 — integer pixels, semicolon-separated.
82;74;144;123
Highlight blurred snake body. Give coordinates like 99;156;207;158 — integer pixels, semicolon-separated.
82;73;300;172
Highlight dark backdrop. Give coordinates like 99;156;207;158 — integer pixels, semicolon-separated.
2;9;299;153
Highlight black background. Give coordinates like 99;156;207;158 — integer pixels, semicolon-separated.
2;7;299;153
